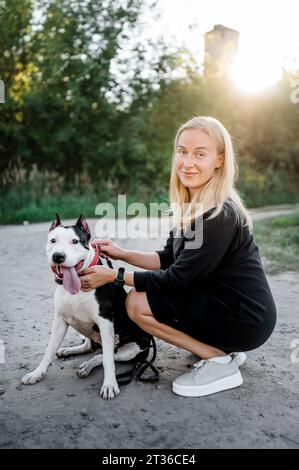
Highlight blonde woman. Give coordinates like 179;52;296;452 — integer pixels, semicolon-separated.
80;116;277;397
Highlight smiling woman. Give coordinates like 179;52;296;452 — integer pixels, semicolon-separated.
88;115;277;399
174;128;224;202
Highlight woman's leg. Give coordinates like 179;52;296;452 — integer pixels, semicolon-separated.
125;289;226;360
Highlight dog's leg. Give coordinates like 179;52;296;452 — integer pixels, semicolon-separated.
114;342;143;362
57;337;92;358
22;314;68;384
77;342;142;378
96;317;120;400
77;353;103;378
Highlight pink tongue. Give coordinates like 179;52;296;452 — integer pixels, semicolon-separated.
61;266;81;295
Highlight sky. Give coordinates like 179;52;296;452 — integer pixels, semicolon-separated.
143;0;299;92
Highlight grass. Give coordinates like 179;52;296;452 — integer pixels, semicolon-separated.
253;211;299;274
0;188;170;224
1;166;299;224
1;164;299;224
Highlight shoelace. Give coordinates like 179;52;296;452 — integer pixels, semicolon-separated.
192;360;209;375
191;354;235;374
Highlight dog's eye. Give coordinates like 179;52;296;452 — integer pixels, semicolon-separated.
50;239;56;243
72;239;79;244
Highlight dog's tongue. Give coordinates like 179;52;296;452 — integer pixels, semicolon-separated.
61;266;81;295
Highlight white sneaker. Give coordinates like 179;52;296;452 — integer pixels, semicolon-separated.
172;355;243;397
234;352;247;367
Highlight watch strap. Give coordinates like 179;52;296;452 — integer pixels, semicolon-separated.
114;267;125;287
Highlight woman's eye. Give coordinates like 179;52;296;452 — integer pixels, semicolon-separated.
72;239;79;244
51;239;56;243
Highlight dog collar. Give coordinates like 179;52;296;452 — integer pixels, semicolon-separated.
86;243;100;268
51;243;100;285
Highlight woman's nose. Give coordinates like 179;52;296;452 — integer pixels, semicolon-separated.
182;153;196;166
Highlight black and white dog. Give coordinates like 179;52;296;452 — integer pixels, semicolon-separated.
21;213;152;399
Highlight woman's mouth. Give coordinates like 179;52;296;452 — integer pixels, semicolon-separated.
181;171;199;177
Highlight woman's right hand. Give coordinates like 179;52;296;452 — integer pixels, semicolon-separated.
91;238;125;261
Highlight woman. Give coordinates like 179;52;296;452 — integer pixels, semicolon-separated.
80;116;277;397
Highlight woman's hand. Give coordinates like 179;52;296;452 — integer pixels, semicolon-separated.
91;238;125;261
80;266;116;292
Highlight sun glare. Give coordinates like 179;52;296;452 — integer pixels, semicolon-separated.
229;35;284;93
158;1;299;94
230;56;281;94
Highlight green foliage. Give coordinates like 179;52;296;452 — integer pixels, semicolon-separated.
0;183;169;223
0;0;173;191
253;211;299;273
0;0;299;225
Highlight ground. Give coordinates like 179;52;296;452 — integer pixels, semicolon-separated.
0;209;298;449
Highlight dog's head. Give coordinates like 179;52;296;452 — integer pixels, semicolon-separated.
46;213;91;294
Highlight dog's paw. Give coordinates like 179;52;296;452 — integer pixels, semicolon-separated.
21;370;45;385
77;361;93;378
100;382;120;400
56;347;73;358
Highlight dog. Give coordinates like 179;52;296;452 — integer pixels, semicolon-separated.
21;213;153;399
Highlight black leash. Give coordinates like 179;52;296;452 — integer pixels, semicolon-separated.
116;336;160;386
106;258;114;269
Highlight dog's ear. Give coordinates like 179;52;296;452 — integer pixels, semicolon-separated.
75;214;90;238
49;212;62;231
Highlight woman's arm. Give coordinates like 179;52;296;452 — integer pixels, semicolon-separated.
94;231;174;270
79;265;141;290
80;230;176;291
133;208;238;293
122;229;175;270
121;229;175;270
92;238;160;269
121;250;161;270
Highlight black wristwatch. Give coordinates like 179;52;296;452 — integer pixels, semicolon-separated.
114;267;125;287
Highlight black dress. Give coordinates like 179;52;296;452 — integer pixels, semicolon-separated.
133;201;277;353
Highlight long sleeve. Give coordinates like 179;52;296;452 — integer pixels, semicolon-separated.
134;207;238;293
155;229;174;270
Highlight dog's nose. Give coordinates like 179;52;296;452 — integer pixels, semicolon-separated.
52;252;66;264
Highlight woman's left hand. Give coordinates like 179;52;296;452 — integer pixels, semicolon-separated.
80;266;114;292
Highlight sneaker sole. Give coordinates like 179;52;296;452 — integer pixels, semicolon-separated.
172;370;243;397
235;352;247;367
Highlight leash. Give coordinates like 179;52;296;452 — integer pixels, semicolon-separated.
116;336;160;386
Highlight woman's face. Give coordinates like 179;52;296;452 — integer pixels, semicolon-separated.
175;128;224;198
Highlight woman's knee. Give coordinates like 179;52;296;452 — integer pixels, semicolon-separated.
125;289;140;322
125;289;150;322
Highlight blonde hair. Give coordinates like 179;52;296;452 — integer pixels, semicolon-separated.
169;116;253;233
